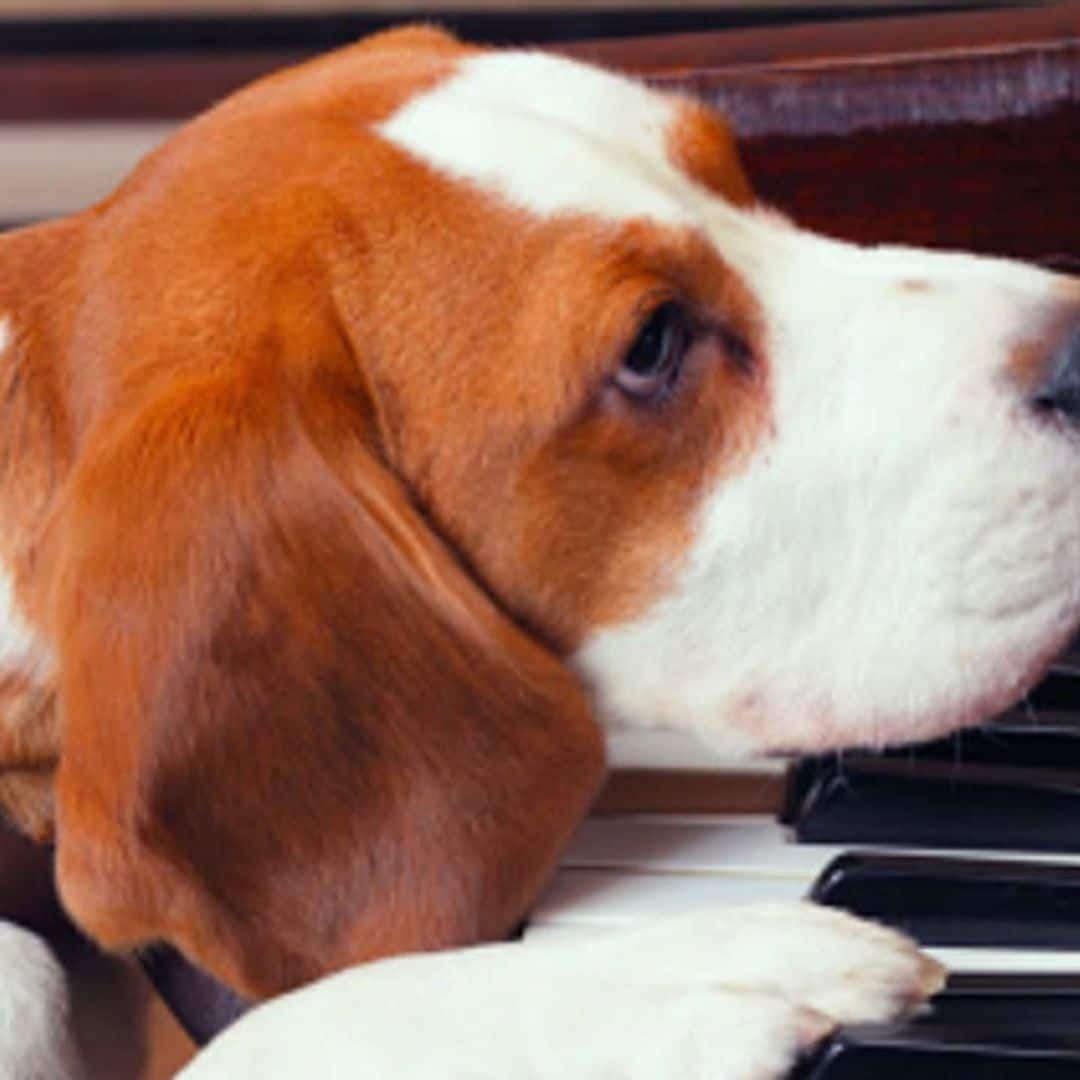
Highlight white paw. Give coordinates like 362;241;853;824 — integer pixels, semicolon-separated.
603;986;832;1080
602;900;945;1029
740;902;945;1026
180;902;943;1080
0;922;85;1080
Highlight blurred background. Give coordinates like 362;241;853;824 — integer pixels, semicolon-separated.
0;0;1061;227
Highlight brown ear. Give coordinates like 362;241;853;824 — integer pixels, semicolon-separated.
48;364;603;998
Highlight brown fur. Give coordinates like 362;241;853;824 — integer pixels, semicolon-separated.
667;100;755;207
0;26;766;997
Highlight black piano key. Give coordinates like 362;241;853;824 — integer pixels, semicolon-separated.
794;1031;1080;1079
1024;671;1080;712
793;981;1080;1079
790;720;1080;780
946;972;1080;996
782;723;1080;851
808;852;1080;947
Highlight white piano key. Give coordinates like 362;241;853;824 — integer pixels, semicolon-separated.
563;815;1080;879
605;730;788;773
563;817;834;877
529;867;808;929
927;948;1080;976
529;820;1080;980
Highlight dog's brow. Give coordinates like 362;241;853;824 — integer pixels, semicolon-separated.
377;52;699;228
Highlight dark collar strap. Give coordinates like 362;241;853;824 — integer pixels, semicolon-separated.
139;946;251;1046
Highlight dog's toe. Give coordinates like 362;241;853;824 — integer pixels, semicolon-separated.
609;900;945;1028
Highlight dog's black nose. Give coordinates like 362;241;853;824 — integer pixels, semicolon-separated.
1033;322;1080;425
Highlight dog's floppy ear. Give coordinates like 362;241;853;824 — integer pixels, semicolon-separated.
48;356;604;998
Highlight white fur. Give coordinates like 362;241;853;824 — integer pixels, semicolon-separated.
377;51;694;227
0;317;10;358
0;922;84;1080
180;902;940;1079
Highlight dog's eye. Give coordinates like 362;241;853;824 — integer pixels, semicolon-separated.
615;303;687;402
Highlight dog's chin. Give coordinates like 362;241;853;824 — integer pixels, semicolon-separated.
690;623;1079;760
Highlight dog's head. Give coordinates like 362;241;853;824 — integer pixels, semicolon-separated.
6;26;1077;995
365;33;1080;756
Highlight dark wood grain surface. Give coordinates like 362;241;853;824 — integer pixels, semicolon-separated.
1;3;1074;122
591;3;1080;257
1;4;1076;251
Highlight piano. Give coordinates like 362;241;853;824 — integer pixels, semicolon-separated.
6;1;1075;1073
524;654;1080;1076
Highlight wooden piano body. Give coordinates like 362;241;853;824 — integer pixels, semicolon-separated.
3;1;1076;253
1;3;1078;1076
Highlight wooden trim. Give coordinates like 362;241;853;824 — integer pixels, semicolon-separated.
565;0;1080;71
595;769;788;815
0;6;1000;58
0;3;1073;121
0;0;1022;14
1;3;1075;255
658;47;1077;136
0;53;296;122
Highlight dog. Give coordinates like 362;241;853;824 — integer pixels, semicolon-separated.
1;24;1078;1078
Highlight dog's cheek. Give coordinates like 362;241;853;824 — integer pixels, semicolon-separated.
572;237;1080;753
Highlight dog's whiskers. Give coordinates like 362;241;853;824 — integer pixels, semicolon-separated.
1020;694;1040;726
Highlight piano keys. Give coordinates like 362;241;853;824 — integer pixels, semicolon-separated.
522;656;1080;1074
794;976;1080;1078
786;688;1080;853
530;818;1080;970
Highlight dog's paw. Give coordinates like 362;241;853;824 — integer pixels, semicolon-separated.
741;902;945;1025
607;986;833;1080
607;900;945;1029
179;902;943;1080
0;922;85;1080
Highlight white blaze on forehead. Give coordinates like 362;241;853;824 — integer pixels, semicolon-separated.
0;315;10;356
377;51;699;226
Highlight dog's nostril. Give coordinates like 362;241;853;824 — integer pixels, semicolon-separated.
1032;323;1080;425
